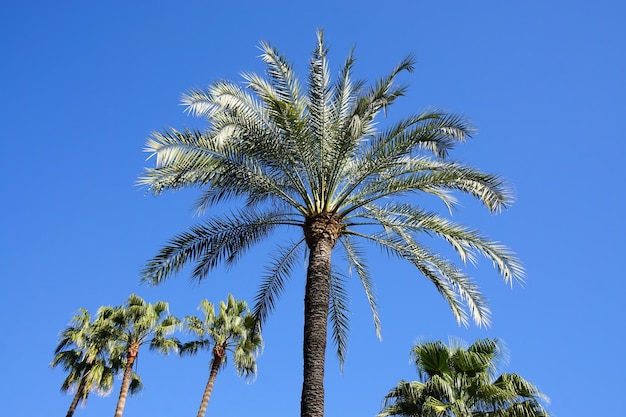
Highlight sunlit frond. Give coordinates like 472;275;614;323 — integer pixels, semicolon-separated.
360;203;525;285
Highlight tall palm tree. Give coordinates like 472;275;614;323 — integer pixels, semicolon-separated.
52;308;143;417
139;30;524;417
378;338;550;417
102;294;181;417
181;295;263;417
52;308;117;417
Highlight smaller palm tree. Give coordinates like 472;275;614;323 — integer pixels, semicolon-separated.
378;338;549;417
101;294;181;417
182;295;263;417
52;308;116;417
52;308;143;417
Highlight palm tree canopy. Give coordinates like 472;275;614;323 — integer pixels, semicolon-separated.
102;294;182;354
182;295;263;378
139;30;523;366
378;338;550;417
51;307;144;410
51;308;118;400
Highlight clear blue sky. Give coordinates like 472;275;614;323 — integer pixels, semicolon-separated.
1;1;623;416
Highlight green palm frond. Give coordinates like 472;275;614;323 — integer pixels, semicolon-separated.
351;226;490;327
339;235;381;339
360;203;524;285
253;240;306;326
142;209;298;285
329;270;350;369
364;110;475;168
257;40;304;109
354;54;414;124
183;296;263;379
378;380;427;417
342;160;513;216
180;338;212;357
52;307;138;408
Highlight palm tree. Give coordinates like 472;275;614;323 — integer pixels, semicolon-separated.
102;294;181;417
139;30;524;417
181;295;263;417
52;308;143;417
378;338;550;417
52;308;117;417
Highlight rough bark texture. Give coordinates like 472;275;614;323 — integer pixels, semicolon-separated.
301;213;341;417
113;343;139;417
66;374;87;417
196;346;225;417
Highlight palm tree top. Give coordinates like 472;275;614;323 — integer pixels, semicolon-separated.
379;338;550;417
139;30;525;372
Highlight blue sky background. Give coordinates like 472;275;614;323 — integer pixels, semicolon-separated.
1;1;624;416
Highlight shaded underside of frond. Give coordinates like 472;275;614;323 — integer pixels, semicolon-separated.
142;210;300;285
253;240;306;326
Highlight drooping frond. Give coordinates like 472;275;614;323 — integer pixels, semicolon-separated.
350;228;490;327
329;270;350;370
360;203;525;285
253;240;306;326
340;159;514;217
339;235;381;339
142;209;299;285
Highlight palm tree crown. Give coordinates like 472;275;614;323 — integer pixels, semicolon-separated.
102;294;181;417
182;295;263;417
52;308;144;417
52;308;118;417
378;338;550;417
139;30;524;417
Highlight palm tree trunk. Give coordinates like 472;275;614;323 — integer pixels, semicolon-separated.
301;213;340;417
113;344;139;417
66;374;88;417
196;352;223;417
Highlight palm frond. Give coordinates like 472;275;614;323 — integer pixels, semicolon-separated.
367;110;476;163
359;203;525;285
328;270;350;370
341;159;514;218
307;29;332;211
353;54;414;125
253;240;305;326
257;40;305;110
339;235;381;339
350;229;491;327
142;209;297;285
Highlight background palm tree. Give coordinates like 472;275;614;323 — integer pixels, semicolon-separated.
378;338;550;417
139;30;524;417
102;294;181;417
52;308;117;417
181;295;263;417
51;308;143;417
